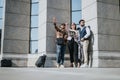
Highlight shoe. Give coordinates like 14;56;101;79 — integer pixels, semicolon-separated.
80;63;88;68
70;63;73;67
60;65;64;68
73;63;76;68
77;63;80;68
56;64;60;68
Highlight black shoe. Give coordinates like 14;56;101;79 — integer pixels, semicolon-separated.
70;63;73;67
35;54;46;67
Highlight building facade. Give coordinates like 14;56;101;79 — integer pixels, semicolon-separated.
0;0;120;67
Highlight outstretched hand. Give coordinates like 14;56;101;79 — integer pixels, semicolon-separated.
53;17;56;23
65;23;69;31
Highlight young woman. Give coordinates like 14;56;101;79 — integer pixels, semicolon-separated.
67;23;79;67
53;17;68;68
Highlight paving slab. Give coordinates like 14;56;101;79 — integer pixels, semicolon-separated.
0;68;120;80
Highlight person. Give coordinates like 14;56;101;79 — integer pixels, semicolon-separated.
67;23;79;67
78;19;91;68
53;17;68;68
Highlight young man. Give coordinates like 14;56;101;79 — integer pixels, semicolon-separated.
78;19;91;68
53;17;68;68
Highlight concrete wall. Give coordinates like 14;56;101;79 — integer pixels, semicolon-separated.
1;0;30;67
1;0;119;68
82;0;99;67
82;0;120;67
38;0;70;67
97;0;120;67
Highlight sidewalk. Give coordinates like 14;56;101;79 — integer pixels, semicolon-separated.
0;68;120;80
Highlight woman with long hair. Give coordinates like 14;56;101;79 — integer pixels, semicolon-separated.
67;23;79;67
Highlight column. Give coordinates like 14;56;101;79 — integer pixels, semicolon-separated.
82;0;99;67
1;0;30;67
38;0;70;67
82;0;120;67
97;0;120;67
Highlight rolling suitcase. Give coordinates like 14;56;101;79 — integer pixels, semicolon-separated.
35;54;46;67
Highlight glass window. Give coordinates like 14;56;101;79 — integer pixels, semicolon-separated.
0;8;3;18
31;28;38;40
0;0;3;7
30;41;38;53
71;0;82;25
31;16;38;27
31;3;39;15
32;0;39;3
30;0;39;54
0;20;2;29
72;11;82;24
0;0;3;54
72;0;81;10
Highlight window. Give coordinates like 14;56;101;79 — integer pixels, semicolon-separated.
31;16;38;27
71;0;82;28
0;20;2;27
31;28;38;40
0;8;3;19
0;0;4;29
31;3;39;15
0;0;4;53
32;0;39;3
72;0;81;10
72;11;82;24
0;0;4;7
30;0;39;54
30;41;38;54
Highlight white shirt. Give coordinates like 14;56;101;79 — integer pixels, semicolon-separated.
80;26;91;39
67;29;79;42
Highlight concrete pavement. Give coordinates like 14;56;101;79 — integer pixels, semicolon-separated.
0;68;120;80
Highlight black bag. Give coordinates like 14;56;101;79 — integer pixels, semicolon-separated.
35;55;46;67
1;59;12;67
56;38;64;45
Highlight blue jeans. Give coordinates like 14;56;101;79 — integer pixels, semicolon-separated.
56;44;66;65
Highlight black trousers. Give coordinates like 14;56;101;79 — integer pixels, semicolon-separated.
68;39;78;66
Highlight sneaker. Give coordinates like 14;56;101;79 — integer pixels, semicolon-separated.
73;63;76;68
77;63;80;68
60;65;64;68
56;64;60;68
70;63;73;67
80;63;88;68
